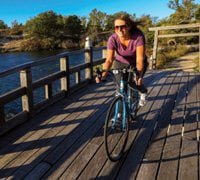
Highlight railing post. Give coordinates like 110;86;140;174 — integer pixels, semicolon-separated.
85;37;93;81
45;84;52;99
199;28;200;72
60;56;70;95
152;30;159;70
102;47;107;60
149;55;153;70
20;68;33;116
0;104;5;125
75;71;81;84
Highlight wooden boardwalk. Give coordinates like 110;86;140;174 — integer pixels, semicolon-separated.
0;70;199;180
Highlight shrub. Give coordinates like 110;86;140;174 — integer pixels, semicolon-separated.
156;45;189;69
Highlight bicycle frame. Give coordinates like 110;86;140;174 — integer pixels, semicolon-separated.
112;70;139;131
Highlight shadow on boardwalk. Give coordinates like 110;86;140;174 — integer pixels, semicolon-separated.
0;70;199;179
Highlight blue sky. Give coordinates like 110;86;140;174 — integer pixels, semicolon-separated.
0;0;200;27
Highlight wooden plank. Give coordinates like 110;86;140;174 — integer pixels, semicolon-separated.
157;72;189;180
20;68;33;113
41;86;114;179
0;83;104;174
136;71;181;180
69;63;90;74
3;82;114;179
60;57;69;93
0;87;26;105
152;30;159;69
158;32;199;38
198;74;200;178
0;62;32;78
45;84;52;99
32;71;65;90
58;124;105;179
178;73;199;180
149;23;200;31
24;162;51;180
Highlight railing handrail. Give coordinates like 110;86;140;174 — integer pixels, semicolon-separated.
149;23;200;31
0;46;106;78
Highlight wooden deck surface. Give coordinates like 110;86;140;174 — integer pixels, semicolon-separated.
0;70;199;180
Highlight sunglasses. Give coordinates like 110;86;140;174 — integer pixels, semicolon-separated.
114;25;127;30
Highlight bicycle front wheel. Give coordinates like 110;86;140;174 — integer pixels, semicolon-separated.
104;96;129;162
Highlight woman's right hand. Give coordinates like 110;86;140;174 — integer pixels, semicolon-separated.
95;77;101;83
95;75;106;83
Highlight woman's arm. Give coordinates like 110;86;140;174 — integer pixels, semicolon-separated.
136;45;145;85
102;49;115;77
95;49;114;83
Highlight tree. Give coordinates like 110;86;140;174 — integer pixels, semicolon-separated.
195;4;200;21
63;15;82;41
24;10;63;39
137;15;158;49
9;20;23;35
167;0;198;24
0;20;8;29
87;9;108;44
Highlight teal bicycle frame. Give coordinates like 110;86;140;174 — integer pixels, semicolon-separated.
112;70;139;131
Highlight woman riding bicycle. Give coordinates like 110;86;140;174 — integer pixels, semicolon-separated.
96;13;148;106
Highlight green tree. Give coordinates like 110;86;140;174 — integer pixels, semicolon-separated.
80;16;88;34
138;15;157;49
195;4;200;21
87;9;108;44
9;20;23;35
24;10;63;39
168;0;198;24
63;15;83;41
0;20;8;29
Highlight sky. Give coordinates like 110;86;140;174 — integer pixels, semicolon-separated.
0;0;200;27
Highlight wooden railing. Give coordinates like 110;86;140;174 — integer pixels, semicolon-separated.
149;23;200;71
0;46;107;135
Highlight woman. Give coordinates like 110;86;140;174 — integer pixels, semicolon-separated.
96;14;148;106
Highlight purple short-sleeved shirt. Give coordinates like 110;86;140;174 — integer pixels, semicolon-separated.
107;30;145;65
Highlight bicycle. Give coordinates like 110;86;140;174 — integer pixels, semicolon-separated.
96;67;142;162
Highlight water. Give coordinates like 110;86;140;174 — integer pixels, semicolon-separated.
0;49;103;118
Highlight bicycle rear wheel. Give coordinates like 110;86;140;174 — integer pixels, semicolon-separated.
104;96;129;162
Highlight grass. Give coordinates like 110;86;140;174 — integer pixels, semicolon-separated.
192;56;200;72
156;45;189;69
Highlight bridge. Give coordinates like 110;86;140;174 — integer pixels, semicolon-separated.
0;24;200;179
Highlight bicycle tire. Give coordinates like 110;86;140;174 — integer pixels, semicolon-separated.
129;86;139;121
130;96;139;120
104;96;129;162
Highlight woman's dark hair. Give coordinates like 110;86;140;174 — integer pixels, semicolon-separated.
115;14;141;34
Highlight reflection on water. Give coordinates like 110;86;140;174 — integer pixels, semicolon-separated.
0;49;102;118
